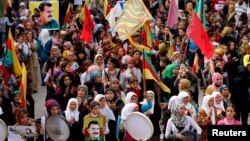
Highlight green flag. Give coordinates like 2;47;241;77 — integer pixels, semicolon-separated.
195;0;206;28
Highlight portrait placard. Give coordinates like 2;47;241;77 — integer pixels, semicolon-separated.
29;1;59;30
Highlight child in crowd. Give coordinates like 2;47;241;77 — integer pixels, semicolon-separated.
140;90;155;115
217;104;241;125
35;118;44;141
125;92;138;105
126;78;142;101
15;109;31;126
83;101;107;135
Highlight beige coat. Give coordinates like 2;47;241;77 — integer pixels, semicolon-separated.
29;40;39;91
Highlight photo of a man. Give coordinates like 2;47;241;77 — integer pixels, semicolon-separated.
39;2;59;29
87;121;100;141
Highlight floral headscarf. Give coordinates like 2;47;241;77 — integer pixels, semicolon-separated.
170;100;187;127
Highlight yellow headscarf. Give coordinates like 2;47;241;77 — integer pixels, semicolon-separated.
243;54;250;67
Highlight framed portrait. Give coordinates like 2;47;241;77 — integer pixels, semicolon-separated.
8;126;35;141
29;1;60;30
83;117;105;141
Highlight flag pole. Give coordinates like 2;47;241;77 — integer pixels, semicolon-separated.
139;26;143;44
142;49;146;93
180;14;195;64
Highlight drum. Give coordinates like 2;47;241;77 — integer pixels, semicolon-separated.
182;131;197;141
125;112;154;141
45;116;70;141
0;119;7;141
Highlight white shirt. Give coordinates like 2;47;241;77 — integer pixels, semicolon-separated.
165;116;202;139
235;2;247;15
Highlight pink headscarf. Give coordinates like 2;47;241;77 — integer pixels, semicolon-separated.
212;73;223;84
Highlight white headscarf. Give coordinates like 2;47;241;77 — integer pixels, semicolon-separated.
121;103;138;120
39;29;51;47
212;92;225;112
65;98;79;122
94;94;116;121
125;92;137;105
202;95;216;125
140;90;155;114
168;96;181;110
178;91;192;110
94;54;104;69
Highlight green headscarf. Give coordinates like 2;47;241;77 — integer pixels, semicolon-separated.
163;63;178;79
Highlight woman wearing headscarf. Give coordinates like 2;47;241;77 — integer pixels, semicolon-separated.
110;78;126;103
90;70;104;94
63;50;79;71
41;99;62;140
178;91;197;121
205;73;224;95
165;100;201;141
125;92;138;105
94;54;105;70
76;85;89;118
198;95;218;141
37;29;52;86
62;98;83;141
94;94;116;140
162;96;181;141
212;92;225;120
80;65;100;85
220;84;232;109
140;91;162;141
162;63;179;101
120;103;139;141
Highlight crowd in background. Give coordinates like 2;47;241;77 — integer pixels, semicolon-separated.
1;0;250;141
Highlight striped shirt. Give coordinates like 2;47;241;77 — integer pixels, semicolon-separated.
235;2;247;15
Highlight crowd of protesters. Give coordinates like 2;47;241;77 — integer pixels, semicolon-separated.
0;0;250;141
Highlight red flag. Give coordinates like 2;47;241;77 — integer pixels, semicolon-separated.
189;14;214;59
166;0;179;28
81;5;95;43
0;65;10;84
63;3;72;25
